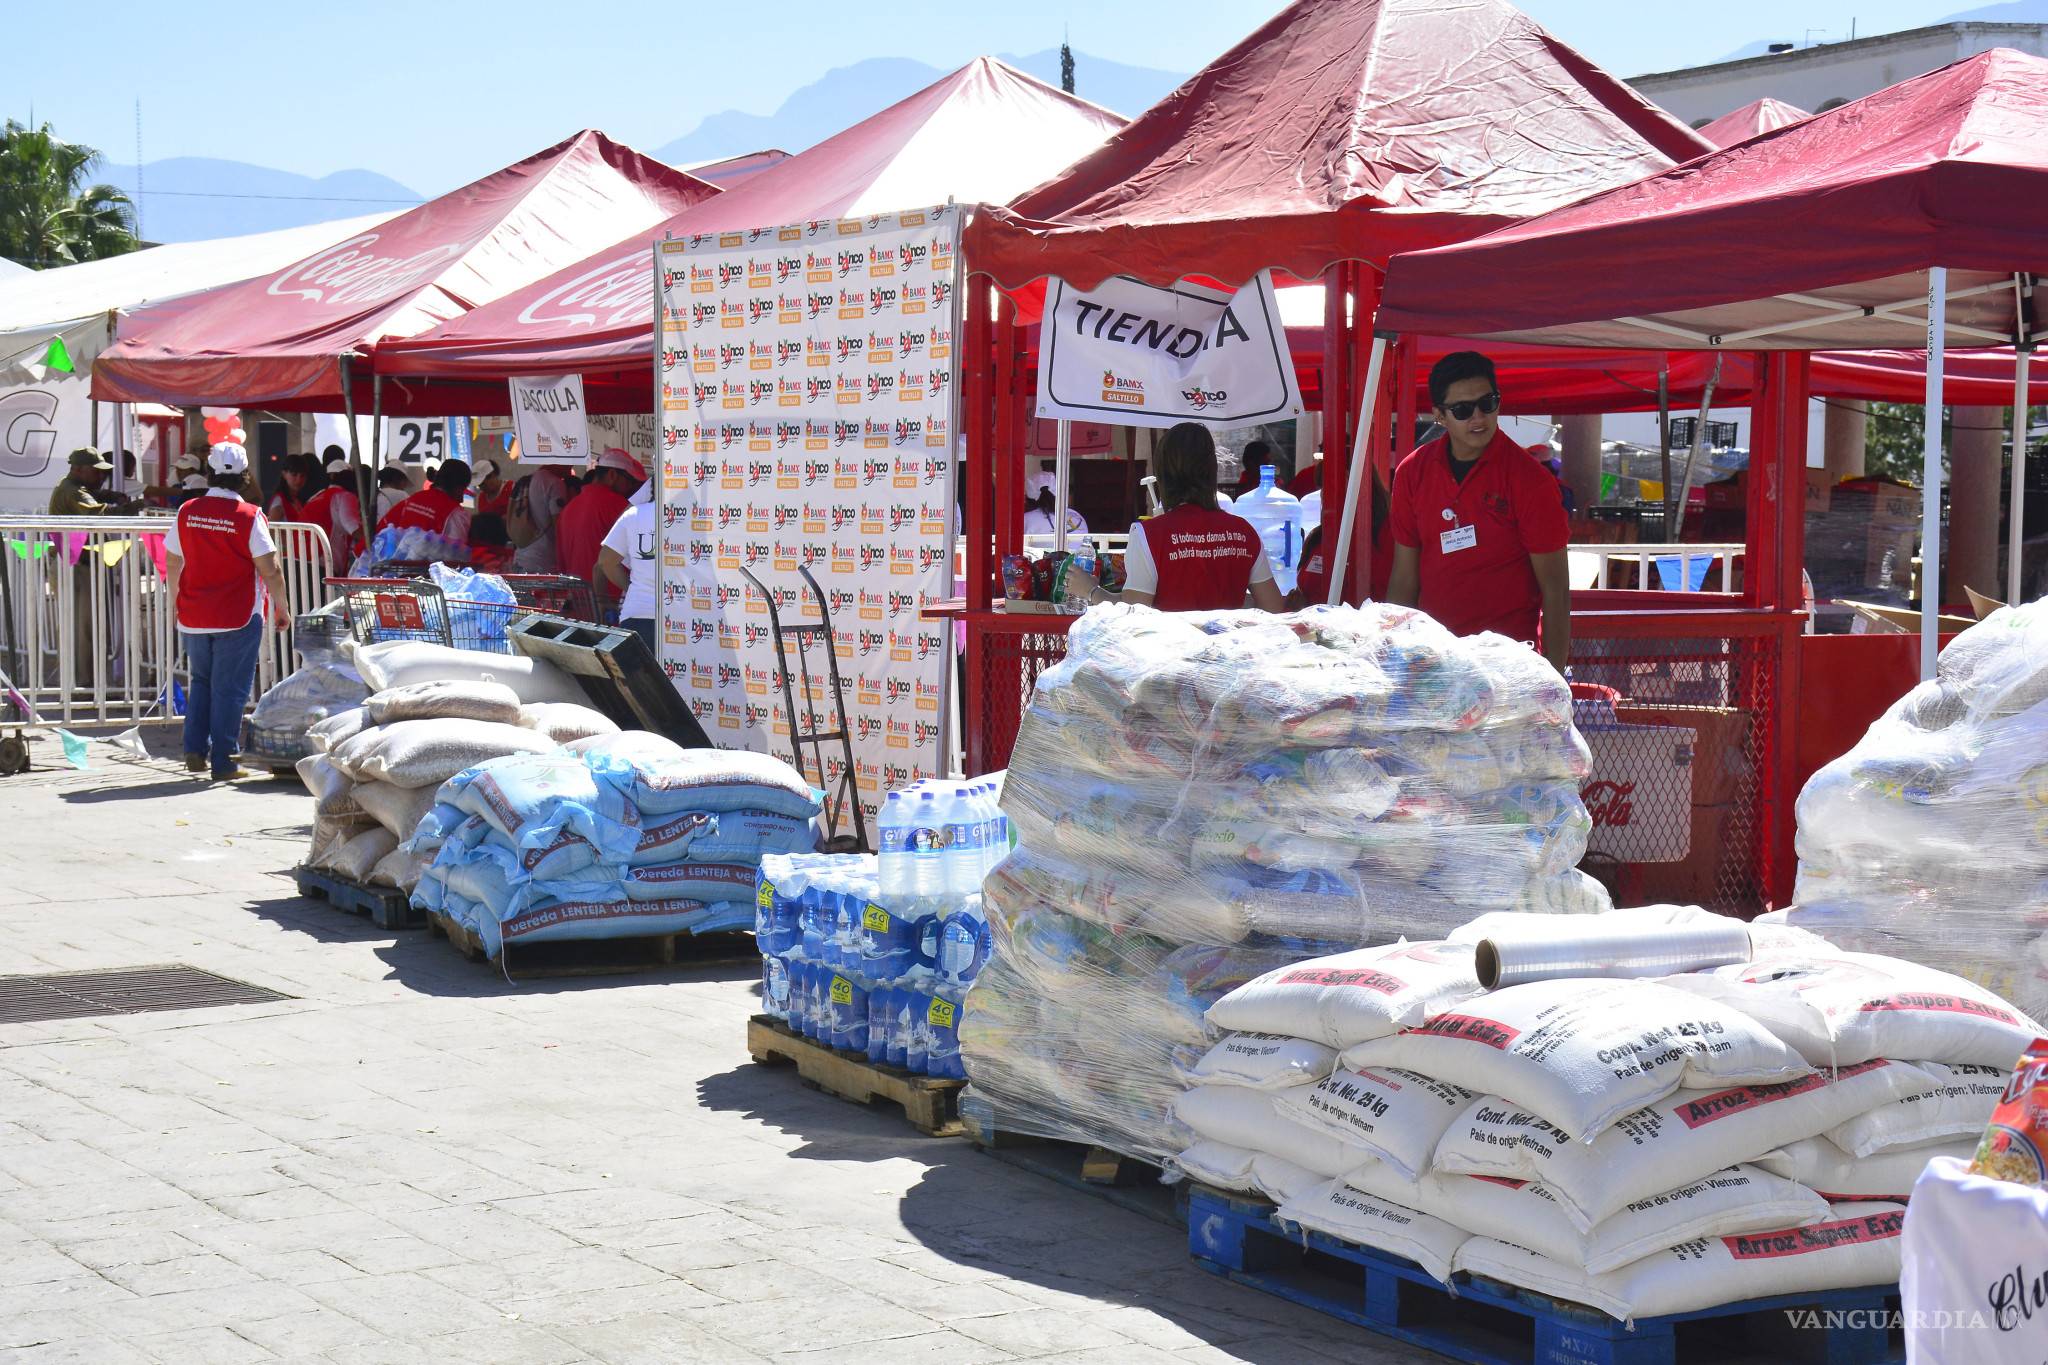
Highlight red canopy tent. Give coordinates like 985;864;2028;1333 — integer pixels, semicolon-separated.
967;0;1706;293
374;59;1125;408
91;131;715;412
1699;98;1810;147
1378;47;2048;637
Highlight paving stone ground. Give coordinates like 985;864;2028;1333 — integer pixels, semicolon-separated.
0;729;1421;1364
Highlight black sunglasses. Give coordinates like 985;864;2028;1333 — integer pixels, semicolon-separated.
1438;391;1502;421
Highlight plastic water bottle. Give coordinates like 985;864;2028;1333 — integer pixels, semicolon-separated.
877;792;912;903
1234;464;1304;595
865;985;893;1064
827;969;867;1053
978;784;1008;875
937;895;990;992
901;972;932;1074
910;791;946;900
944;783;984;899
924;989;965;1080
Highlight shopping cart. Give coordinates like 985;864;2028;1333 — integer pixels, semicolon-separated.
328;572;602;655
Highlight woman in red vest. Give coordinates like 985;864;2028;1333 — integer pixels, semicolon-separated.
300;452;365;567
1070;422;1283;613
265;454;313;523
166;443;293;781
378;459;473;543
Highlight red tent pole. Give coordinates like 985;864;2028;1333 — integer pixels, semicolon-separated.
1392;334;1419;471
1744;350;1810;906
1354;266;1385;596
994;294;1023;559
961;279;993;774
1321;264;1353;599
963;282;993;616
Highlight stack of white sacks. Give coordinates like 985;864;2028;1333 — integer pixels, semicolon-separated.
1777;600;2048;1016
296;641;607;894
409;735;821;956
1171;905;2038;1321
960;602;1604;1161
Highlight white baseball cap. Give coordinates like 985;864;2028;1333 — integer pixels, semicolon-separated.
1024;470;1055;500
593;447;646;480
324;454;350;474
472;458;498;482
207;442;249;476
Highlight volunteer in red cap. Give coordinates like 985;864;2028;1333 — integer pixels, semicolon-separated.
1067;422;1283;613
166;442;292;781
557;447;645;603
377;458;472;542
1387;351;1571;673
300;450;365;565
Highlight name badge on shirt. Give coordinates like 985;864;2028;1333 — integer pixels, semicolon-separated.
1440;523;1478;554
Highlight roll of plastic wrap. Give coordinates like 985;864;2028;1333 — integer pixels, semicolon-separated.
1476;921;1751;990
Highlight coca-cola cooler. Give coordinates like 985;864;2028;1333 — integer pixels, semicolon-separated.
1579;721;1697;864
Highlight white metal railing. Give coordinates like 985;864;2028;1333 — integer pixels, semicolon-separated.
1566;541;1746;593
0;515;333;727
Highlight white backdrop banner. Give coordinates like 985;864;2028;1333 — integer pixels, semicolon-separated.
509;374;587;464
655;206;959;824
1036;270;1303;429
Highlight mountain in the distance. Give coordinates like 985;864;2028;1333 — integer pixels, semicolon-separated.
95;157;422;244
656;48;1187;164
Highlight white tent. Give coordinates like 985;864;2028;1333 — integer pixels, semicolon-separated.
0;258;29;280
0;212;394;512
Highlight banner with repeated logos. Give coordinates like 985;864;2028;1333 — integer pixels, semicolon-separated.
654;206;958;828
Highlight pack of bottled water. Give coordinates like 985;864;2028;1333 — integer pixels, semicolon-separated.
755;777;1009;1079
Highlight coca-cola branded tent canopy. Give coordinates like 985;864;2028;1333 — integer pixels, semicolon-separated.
375;59;1124;393
1375;48;2048;666
963;0;1709;292
1699;98;1810;147
91;130;717;410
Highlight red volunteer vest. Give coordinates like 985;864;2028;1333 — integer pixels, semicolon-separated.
379;486;462;536
300;485;361;561
175;495;262;630
1140;503;1261;612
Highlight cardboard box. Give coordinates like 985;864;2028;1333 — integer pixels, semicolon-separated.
1612;704;1754;807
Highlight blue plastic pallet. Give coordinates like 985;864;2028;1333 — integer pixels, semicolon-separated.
1187;1188;1901;1365
294;865;425;931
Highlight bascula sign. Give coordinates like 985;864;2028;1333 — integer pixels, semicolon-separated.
1035;270;1302;429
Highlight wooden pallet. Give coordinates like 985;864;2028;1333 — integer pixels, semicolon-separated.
294;865;425;930
958;1092;1183;1228
1187;1187;1900;1365
426;912;755;979
746;1015;964;1136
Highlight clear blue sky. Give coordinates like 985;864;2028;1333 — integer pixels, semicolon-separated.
10;0;1973;196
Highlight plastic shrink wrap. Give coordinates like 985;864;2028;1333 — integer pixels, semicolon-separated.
1774;601;2048;1015
959;603;1605;1160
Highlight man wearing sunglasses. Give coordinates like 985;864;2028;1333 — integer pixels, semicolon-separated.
1387;351;1572;673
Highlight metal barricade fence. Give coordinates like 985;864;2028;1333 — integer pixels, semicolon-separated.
0;514;332;727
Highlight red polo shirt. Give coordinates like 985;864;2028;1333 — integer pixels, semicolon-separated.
555;483;630;595
1389;428;1569;643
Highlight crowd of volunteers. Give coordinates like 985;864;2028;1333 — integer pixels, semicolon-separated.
39;431;658;783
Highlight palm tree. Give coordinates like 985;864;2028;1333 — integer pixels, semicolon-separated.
0;120;139;269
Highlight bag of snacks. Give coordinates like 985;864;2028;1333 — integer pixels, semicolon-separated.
1969;1037;2048;1187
